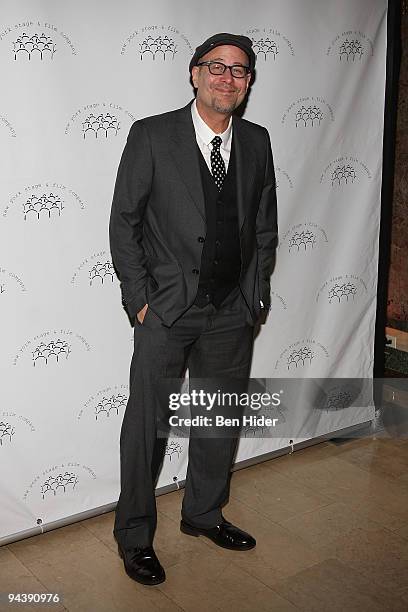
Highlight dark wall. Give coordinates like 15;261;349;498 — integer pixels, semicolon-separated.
387;2;408;330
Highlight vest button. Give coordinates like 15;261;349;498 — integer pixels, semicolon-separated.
197;236;205;243
192;268;199;275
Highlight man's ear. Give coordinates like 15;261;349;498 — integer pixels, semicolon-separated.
191;66;199;89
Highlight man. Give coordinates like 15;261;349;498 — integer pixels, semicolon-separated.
109;33;278;586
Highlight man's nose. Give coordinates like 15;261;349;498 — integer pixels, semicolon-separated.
222;67;234;83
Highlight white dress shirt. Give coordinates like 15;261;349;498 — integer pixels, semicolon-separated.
191;99;232;173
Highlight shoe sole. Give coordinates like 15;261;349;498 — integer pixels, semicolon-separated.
117;544;166;585
180;521;256;550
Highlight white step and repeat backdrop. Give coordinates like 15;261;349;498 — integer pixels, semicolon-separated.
0;0;387;541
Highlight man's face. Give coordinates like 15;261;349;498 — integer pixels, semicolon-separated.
191;44;251;116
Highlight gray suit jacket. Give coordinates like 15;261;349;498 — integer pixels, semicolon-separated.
109;101;278;326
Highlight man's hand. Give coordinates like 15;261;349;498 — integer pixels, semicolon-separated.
136;303;148;325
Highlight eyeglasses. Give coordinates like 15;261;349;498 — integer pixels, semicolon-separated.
196;61;251;78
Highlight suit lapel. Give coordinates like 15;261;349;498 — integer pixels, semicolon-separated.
233;116;257;232
169;104;258;229
170;103;205;221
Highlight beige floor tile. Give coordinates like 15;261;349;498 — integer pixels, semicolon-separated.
0;547;66;612
344;481;408;532
191;497;328;585
394;523;408;540
230;460;334;525
158;546;297;612
272;558;406;611
7;524;180;612
320;525;408;596
333;438;408;482
279;501;380;554
156;488;184;523
267;450;389;500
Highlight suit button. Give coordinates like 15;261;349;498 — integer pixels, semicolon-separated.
215;240;221;246
214;260;219;265
192;268;199;275
197;236;205;243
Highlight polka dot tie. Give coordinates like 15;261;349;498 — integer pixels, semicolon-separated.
210;136;226;191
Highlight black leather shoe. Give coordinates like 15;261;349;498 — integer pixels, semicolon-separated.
180;518;256;550
117;543;166;585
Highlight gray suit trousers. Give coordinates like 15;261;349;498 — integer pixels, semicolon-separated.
114;287;254;549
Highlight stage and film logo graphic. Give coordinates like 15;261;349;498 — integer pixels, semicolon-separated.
23;462;97;503
120;25;192;59
270;291;288;311
327;31;374;61
246;27;294;62
13;330;91;366
316;274;368;304
275;167;294;192
280;222;328;254
71;250;116;287
0;412;36;446
320;155;372;188
0;114;16;137
65;103;135;139
0;267;27;295
77;384;128;421
0;21;77;59
281;96;334;127
275;339;329;371
3;182;85;220
315;381;368;413
165;440;184;461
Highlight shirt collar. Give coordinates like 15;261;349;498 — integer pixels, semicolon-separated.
191;99;232;148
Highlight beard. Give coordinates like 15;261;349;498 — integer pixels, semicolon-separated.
212;101;237;114
210;86;241;114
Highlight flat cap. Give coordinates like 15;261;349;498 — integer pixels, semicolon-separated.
189;33;256;74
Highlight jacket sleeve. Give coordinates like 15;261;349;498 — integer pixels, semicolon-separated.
109;121;153;320
256;128;278;310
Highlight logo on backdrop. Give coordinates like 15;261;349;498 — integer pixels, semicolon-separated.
165;440;183;461
77;385;128;422
13;330;91;366
0;114;17;137
320;155;372;188
0;267;27;295
316;274;368;304
0;412;36;447
246;27;295;62
71;250;116;287
65;103;135;139
120;25;192;59
280;222;328;255
0;21;77;59
0;421;15;445
3;182;85;220
275;167;294;192
281;96;334;127
23;463;97;503
319;386;354;412
326;31;374;61
270;291;288;312
275;339;329;372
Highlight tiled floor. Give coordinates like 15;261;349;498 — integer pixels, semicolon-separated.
1;436;408;611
